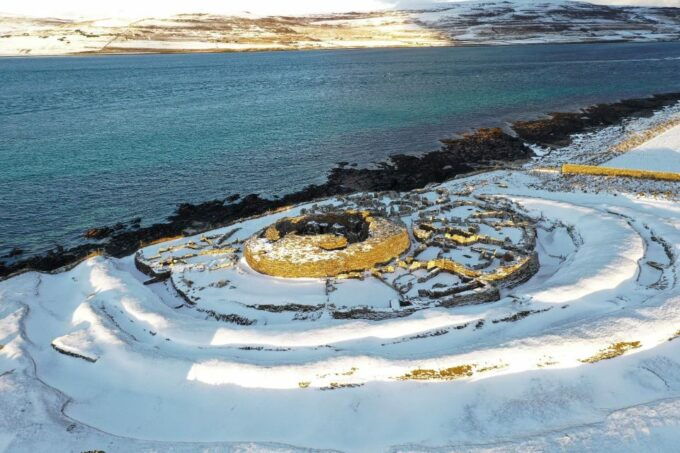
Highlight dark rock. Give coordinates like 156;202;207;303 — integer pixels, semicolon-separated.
325;127;530;192
84;227;113;239
4;247;23;258
513;92;680;147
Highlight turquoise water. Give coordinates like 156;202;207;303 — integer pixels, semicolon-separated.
2;42;680;257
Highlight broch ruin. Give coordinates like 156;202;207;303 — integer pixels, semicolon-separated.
244;211;410;278
135;187;539;322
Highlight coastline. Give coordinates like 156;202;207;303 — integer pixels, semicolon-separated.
2;91;680;279
3;38;678;58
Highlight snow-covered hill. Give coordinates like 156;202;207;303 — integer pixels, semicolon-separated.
416;0;680;45
0;0;678;56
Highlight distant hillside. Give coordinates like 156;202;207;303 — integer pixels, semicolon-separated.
1;0;678;56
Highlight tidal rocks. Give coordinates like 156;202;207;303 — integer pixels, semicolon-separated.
84;218;140;240
84;226;113;239
3;247;23;258
513;92;680;147
325;127;532;192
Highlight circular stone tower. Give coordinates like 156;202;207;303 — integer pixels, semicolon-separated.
244;211;410;278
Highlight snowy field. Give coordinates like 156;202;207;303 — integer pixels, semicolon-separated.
1;107;680;451
604;122;680;172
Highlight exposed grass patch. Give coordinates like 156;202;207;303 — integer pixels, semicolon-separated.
537;360;559;368
579;341;641;363
142;235;185;248
668;330;680;342
340;367;358;376
320;382;363;390
477;363;507;373
537;355;559;367
298;381;311;389
399;364;474;381
562;164;680;182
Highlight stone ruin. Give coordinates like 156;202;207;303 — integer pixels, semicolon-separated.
244;211;410;278
134;187;539;322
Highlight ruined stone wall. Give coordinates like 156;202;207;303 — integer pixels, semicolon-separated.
244;214;410;278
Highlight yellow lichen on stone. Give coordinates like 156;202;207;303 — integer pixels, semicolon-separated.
579;341;641;363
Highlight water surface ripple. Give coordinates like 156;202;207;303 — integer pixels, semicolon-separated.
1;42;680;256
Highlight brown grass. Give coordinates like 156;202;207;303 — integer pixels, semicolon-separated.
477;363;507;373
141;235;185;248
562;164;680;182
399;364;474;381
579;341;641;363
608;116;680;155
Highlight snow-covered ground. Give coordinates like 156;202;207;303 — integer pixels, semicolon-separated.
0;0;678;56
1;102;679;451
604;122;680;172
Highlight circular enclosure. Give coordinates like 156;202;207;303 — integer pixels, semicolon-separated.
244;211;410;278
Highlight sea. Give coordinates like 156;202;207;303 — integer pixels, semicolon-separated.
2;41;680;257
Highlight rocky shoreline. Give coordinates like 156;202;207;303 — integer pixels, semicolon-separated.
2;91;680;279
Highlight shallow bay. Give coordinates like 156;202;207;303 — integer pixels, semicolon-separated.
1;41;680;256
